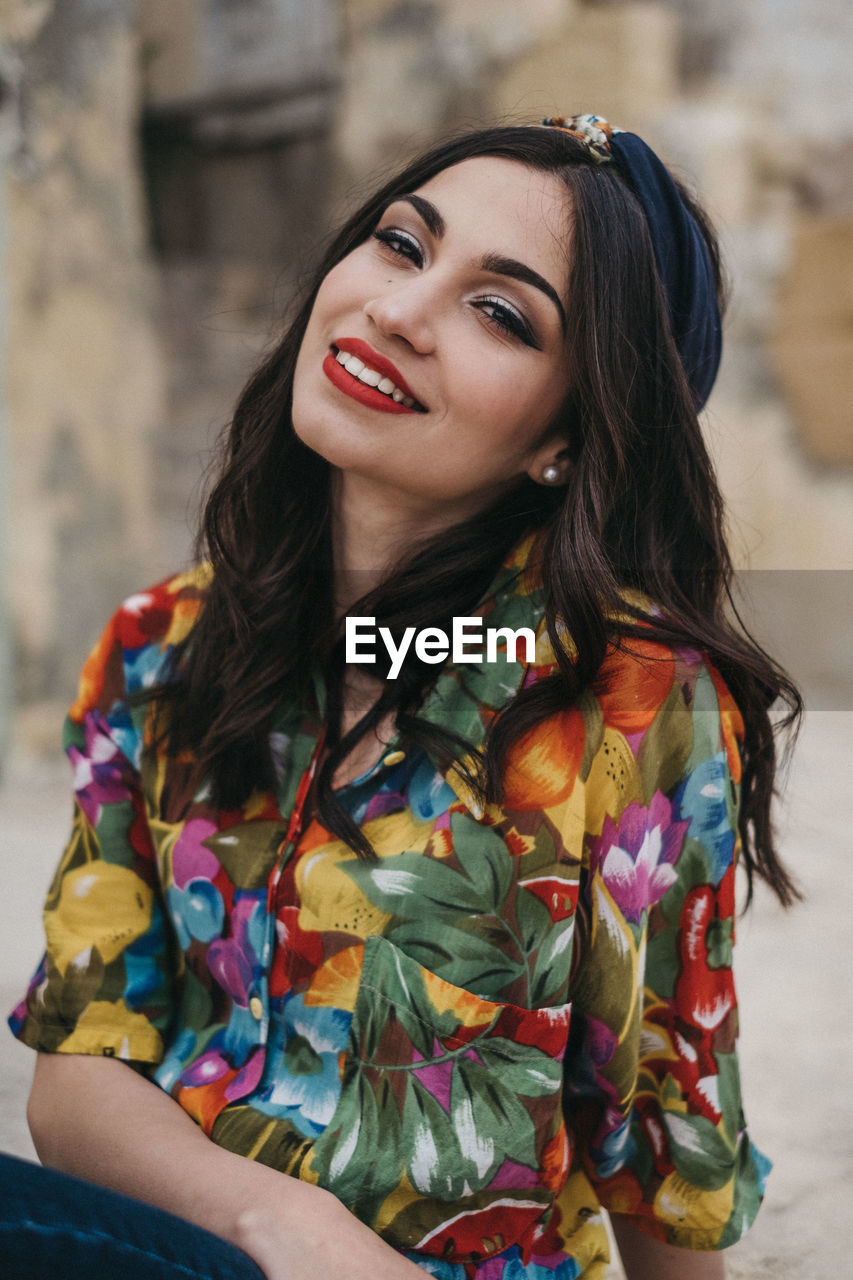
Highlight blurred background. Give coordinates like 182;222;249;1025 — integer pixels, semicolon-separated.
0;3;851;1277
0;0;852;752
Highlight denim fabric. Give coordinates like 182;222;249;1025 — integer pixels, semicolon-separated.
0;1152;265;1280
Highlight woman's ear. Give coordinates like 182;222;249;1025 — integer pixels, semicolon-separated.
526;442;572;488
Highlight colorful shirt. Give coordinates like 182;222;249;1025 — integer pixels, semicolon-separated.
10;541;768;1278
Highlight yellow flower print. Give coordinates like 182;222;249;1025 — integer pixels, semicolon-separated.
654;1170;733;1248
584;728;642;837
58;999;163;1060
165;562;213;597
297;809;433;938
296;845;392;938
365;808;434;858
45;862;153;975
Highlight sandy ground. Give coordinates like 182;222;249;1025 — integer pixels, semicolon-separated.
1;711;850;1278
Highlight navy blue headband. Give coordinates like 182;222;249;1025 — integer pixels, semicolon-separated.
543;114;722;410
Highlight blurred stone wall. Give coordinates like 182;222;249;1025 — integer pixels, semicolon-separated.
1;0;851;757
0;0;165;751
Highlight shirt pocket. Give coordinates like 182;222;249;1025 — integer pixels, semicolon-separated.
305;934;572;1264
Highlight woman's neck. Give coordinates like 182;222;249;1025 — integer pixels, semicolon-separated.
330;470;479;616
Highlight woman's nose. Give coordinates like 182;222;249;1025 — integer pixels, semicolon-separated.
363;277;437;354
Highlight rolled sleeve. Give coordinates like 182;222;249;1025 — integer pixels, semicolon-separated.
9;614;176;1065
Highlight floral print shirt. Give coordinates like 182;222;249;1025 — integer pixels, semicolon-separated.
10;540;768;1278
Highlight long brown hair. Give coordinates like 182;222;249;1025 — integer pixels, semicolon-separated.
151;126;801;906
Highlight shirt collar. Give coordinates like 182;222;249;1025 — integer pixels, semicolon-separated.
270;532;549;821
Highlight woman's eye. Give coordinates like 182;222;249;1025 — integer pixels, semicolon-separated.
372;227;423;266
476;296;538;348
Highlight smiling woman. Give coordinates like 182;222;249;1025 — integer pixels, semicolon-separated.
292;158;573;520
5;117;801;1280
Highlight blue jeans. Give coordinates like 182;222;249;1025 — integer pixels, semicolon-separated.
0;1151;266;1279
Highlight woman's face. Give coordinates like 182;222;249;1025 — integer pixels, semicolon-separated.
292;156;573;521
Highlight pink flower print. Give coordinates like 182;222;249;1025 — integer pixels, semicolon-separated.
588;791;689;924
208;936;254;1007
207;892;266;1007
69;713;132;827
224;1047;265;1101
180;1048;231;1088
171;818;220;889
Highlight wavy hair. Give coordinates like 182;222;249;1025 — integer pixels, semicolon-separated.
151;126;801;906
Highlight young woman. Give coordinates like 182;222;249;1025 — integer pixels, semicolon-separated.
4;115;799;1280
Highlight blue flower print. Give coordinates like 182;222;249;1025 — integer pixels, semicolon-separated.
254;992;352;1137
408;754;458;822
166;878;225;949
154;1027;197;1093
674;751;736;883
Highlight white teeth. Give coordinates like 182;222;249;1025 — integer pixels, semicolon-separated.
333;347;421;409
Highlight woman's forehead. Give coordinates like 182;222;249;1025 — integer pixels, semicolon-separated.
403;156;573;277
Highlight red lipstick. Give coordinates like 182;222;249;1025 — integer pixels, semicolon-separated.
323;337;425;415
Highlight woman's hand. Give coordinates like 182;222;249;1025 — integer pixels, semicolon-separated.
231;1181;427;1280
28;1052;424;1280
610;1212;725;1279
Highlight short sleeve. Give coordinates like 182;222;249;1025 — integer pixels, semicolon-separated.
564;642;769;1250
8;602;177;1064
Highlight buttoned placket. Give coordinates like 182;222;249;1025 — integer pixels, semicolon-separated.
254;720;413;1046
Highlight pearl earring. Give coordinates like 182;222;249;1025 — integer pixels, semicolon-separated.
542;465;560;484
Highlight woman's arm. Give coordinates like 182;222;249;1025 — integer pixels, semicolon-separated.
28;1052;425;1280
611;1214;725;1279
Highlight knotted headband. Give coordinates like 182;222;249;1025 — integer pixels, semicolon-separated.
543;113;722;410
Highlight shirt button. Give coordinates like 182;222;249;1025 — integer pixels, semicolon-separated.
249;995;264;1021
382;750;406;767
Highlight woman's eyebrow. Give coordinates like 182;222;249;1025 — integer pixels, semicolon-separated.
397;194;445;237
480;253;567;331
395;193;566;331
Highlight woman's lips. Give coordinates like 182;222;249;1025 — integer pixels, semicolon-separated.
323;337;426;415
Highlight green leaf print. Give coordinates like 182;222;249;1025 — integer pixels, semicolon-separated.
645;924;678;1000
449;812;514;914
475;1033;563;1098
309;939;571;1230
706;916;734;970
658;837;713;930
515;878;554;957
318;1066;394;1213
345;850;488;917
405;1075;466;1197
718;1138;763;1249
578;688;605;782
684;667;725;776
460;1057;538;1168
638;681;693;802
715;1051;745;1147
95;799;144;871
663;1110;735;1191
386;919;524;999
203;821;285;890
529;914;575;1007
